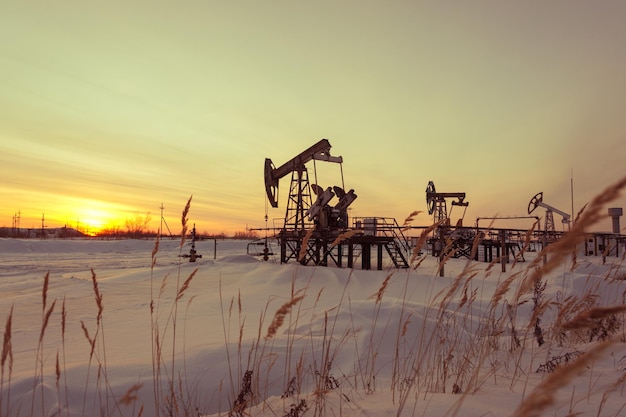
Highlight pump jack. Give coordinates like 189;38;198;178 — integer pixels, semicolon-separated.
425;180;472;260
264;139;409;269
264;139;358;264
528;192;570;241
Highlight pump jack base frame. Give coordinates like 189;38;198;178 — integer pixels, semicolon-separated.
278;229;409;270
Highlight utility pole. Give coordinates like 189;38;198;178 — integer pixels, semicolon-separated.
41;213;46;239
14;210;21;237
159;203;164;238
159;203;173;238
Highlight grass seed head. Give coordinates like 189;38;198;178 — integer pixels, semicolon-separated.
39;299;57;344
562;305;626;331
374;273;394;304
120;383;144;406
402;210;422;229
411;221;442;265
151;235;160;267
298;228;315;262
176;268;198;301
180;195;193;248
266;295;305;339
330;229;360;248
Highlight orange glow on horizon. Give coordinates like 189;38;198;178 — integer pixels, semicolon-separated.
60;199;128;236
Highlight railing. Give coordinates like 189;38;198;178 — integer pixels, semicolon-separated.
351;217;411;251
351;217;411;267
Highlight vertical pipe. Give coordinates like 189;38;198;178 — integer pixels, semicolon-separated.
362;243;371;270
571;169;575;224
438;227;445;277
337;243;342;267
500;230;506;273
348;243;354;268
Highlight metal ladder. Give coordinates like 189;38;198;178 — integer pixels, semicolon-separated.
376;218;411;268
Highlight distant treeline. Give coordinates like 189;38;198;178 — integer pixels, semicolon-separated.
96;229;260;240
0;226;260;240
0;226;87;239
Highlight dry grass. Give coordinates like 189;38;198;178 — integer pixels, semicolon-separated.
265;295;305;339
373;272;394;304
0;306;13;417
180;195;192;249
410;221;442;266
562;306;626;331
2;177;625;417
329;229;360;248
176;268;198;302
510;341;614;417
298;228;315;262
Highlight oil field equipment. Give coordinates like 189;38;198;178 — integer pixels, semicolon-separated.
264;139;409;269
425;180;469;226
527;192;571;240
423;181;473;264
180;224;202;262
608;207;623;234
264;139;355;264
264;139;351;234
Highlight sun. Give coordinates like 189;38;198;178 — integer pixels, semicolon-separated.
69;200;122;236
80;213;107;235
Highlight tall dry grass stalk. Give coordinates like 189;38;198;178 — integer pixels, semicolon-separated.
150;233;161;416
92;269;113;416
1;306;14;417
511;220;537;269
91;268;103;326
38;301;56;346
60;297;70;416
281;273;312;396
180;195;192;249
42;271;49;312
298;228;315;262
510;341;613;417
167;194;195;415
33;273;56;417
410;221;442;266
561;306;626;331
363;272;396;393
596;361;626;417
54;352;60;400
219;276;237;402
152;234;160;269
72;269;115;417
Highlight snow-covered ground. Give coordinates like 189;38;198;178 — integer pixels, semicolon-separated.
1;237;625;417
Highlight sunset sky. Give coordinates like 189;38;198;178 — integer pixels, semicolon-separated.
1;1;625;235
